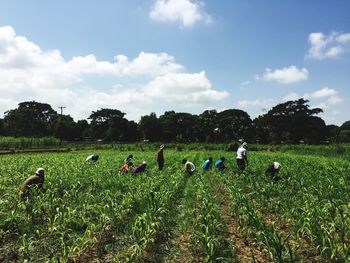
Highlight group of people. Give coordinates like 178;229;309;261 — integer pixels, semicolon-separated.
21;142;283;199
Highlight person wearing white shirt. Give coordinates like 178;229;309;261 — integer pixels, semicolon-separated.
236;142;248;172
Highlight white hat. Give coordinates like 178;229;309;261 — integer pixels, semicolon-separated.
160;144;164;149
142;161;147;164
36;168;45;175
273;162;281;170
242;142;248;147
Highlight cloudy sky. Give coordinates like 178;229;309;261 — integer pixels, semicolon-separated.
0;0;349;125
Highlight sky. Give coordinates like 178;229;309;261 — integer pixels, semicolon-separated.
0;0;349;125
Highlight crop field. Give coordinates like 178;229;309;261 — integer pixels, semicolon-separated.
1;148;350;262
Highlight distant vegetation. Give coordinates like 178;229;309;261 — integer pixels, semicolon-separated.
1;99;350;144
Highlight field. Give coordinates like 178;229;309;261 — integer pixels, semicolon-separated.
1;148;350;262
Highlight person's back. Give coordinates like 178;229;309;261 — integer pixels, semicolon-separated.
266;162;281;180
132;162;147;174
86;154;99;162
215;157;226;171
21;168;45;199
183;159;195;175
236;146;246;160
236;143;248;172
202;157;213;171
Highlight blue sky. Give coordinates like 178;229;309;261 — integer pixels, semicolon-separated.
0;0;349;125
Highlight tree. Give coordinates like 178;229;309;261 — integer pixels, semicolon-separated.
50;115;78;141
139;113;162;141
76;120;89;140
196;110;218;142
216;109;254;142
0;119;4;135
256;98;326;144
87;108;128;141
325;125;340;143
3;101;57;137
340;121;350;131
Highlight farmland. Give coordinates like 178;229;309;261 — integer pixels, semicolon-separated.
1;148;350;262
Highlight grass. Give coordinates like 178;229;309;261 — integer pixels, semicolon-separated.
0;148;349;262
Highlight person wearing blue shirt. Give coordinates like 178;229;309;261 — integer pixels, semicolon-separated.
215;157;226;171
202;157;213;171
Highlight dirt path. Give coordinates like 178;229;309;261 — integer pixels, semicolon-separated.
161;176;204;263
210;173;269;262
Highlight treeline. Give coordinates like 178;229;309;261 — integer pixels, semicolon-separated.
0;99;350;144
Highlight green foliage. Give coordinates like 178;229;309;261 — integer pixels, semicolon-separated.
0;148;350;262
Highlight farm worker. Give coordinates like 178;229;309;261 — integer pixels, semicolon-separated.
236;142;248;173
86;154;99;162
119;162;133;173
215;157;226;171
202;157;213;171
124;154;133;166
21;168;45;200
132;161;147;175
182;159;195;175
265;162;282;181
119;154;134;173
156;144;165;170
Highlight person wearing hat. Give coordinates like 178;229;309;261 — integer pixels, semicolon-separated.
132;161;147;175
21;168;45;200
215;157;227;172
265;162;282;181
156;144;165;171
182;159;195;176
86;154;99;162
236;142;248;173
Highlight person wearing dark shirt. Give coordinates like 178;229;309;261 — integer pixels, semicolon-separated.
132;161;147;175
265;162;282;181
156;145;165;171
86;154;99;162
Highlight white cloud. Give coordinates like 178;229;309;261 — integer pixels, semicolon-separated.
150;0;212;27
237;99;276;108
310;87;336;99
0;26;228;120
262;66;309;84
282;92;299;101
306;31;350;60
144;71;228;104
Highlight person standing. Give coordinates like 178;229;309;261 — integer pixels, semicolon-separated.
156;144;165;171
236;142;248;173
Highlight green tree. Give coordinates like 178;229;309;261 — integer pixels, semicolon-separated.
50;115;78;141
216;109;254;142
139;113;162;141
3;101;57;137
87;108;130;141
257;98;326;144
